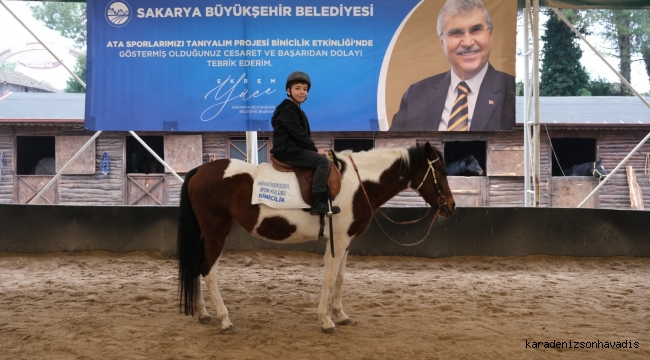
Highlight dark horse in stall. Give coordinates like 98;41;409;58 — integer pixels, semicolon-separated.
31;158;56;175
446;155;484;176
562;159;608;181
176;142;456;333
137;156;163;174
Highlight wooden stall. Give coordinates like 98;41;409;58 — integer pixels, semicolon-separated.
0;93;649;210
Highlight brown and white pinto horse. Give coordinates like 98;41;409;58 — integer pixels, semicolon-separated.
177;142;455;333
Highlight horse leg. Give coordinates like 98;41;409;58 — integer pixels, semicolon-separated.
198;215;235;333
203;255;235;333
317;239;349;333
331;250;355;326
193;277;211;324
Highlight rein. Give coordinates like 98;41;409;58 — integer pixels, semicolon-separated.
348;154;441;247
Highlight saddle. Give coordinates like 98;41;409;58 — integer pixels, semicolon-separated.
270;155;341;205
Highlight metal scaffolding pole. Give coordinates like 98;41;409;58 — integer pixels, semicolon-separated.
246;131;259;165
523;0;531;207
532;0;541;207
523;0;541;207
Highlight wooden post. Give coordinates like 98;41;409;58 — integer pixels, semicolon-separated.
626;166;644;210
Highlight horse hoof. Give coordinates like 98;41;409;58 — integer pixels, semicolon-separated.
322;326;339;334
220;325;237;335
336;318;356;326
199;316;211;324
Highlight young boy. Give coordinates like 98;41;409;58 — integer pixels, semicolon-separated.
270;71;331;215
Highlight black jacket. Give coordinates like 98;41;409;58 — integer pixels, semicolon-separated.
270;99;318;160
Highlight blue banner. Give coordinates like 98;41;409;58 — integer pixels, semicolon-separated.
86;0;419;131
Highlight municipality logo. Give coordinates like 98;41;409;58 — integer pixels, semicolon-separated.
106;1;132;27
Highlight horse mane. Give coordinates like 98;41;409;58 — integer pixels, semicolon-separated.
563;161;594;176
335;147;412;182
415;146;447;176
335;145;447;181
337;147;410;166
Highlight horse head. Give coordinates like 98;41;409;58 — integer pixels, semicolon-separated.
465;155;484;176
593;158;607;181
412;142;455;217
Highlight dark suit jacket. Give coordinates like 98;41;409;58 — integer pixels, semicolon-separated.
389;64;515;131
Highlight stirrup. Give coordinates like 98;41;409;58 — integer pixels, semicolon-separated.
309;203;329;216
328;206;341;216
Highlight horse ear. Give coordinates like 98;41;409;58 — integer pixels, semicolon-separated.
597;158;602;163
424;141;432;154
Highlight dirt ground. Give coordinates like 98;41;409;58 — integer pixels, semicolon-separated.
0;249;648;360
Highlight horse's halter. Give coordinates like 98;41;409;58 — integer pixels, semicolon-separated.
592;162;606;182
414;155;448;212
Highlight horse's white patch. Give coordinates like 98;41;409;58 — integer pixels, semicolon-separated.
251;185;356;245
337;148;409;183
223;159;257;179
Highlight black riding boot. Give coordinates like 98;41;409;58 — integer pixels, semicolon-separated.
310;192;341;216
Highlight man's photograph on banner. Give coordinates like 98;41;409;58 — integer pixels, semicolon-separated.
383;0;516;132
85;0;516;132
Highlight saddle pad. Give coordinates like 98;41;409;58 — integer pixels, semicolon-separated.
251;163;310;209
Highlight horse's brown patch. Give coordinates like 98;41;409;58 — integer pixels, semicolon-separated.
189;160;261;269
346;145;454;237
256;216;296;241
347;157;412;237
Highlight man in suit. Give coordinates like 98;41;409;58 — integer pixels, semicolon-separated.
389;0;515;131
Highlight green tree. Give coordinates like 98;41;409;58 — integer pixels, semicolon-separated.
540;9;590;96
516;80;524;96
584;10;650;95
635;11;650;82
0;62;17;72
29;3;87;93
584;77;620;96
29;3;86;47
65;54;86;94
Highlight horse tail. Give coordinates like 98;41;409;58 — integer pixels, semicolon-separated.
177;167;203;316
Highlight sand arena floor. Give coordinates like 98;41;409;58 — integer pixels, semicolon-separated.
0;249;649;360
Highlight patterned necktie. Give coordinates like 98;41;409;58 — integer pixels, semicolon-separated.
447;81;470;131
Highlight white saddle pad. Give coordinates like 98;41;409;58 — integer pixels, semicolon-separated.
251;163;310;209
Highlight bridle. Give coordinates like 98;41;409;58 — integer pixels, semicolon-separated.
414;155;448;214
348;152;449;247
592;162;606;182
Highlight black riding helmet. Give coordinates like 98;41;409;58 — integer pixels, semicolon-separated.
285;71;311;103
286;71;311;92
